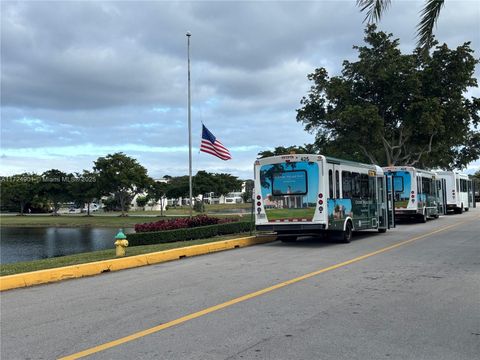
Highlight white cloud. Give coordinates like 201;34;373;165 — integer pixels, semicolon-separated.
0;0;478;179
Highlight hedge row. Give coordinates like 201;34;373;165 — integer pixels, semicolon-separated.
134;215;233;233
127;221;253;246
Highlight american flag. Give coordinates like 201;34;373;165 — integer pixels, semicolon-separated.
200;124;232;160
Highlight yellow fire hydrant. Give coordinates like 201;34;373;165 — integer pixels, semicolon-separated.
114;229;129;257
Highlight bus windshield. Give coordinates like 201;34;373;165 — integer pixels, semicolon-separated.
387;171;411;208
393;176;404;192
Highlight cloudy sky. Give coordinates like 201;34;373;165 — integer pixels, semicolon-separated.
1;0;479;180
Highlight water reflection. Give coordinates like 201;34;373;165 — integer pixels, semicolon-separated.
0;227;134;264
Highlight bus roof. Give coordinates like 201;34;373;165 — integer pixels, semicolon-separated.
255;154;383;173
383;165;436;176
435;171;469;179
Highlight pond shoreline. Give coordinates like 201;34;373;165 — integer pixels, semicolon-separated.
0;232;256;276
1;227;135;264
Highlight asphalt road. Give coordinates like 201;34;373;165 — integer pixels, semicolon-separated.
1;208;479;360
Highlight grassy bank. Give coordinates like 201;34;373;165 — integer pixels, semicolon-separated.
0;214;177;228
0;204;252;227
0;232;252;276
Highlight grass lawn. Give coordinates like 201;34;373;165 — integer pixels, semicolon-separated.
0;212;246;228
0;214;178;228
0;204;252;227
0;232;253;276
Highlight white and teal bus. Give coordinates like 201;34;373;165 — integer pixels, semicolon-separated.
436;171;474;213
383;166;441;222
254;154;394;243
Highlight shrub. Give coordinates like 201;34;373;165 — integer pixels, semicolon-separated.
128;221;253;246
134;215;233;233
193;201;205;213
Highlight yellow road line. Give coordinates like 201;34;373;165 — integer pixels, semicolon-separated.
58;217;477;360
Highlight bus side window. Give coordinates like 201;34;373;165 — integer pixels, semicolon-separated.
360;173;369;198
352;172;361;198
342;171;352;198
422;177;432;199
329;170;333;199
335;170;340;199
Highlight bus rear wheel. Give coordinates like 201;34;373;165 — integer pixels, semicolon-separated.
418;211;427;223
340;221;353;243
378;228;387;233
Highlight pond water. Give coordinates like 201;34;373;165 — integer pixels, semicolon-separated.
0;227;134;264
208;208;252;214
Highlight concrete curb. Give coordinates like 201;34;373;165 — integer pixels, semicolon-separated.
0;235;276;292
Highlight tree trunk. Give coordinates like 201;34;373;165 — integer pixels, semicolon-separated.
120;195;126;217
52;201;60;216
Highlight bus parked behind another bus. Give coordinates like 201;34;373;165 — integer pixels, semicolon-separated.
254;154;394;243
383;166;440;223
436;171;473;213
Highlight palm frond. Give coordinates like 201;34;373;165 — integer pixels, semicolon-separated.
417;0;445;49
357;0;392;23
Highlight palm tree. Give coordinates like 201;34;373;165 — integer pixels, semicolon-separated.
357;0;445;49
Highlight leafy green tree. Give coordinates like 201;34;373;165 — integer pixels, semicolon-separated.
193;171;242;197
102;195;123;212
193;171;218;197
69;171;99;216
164;172;242;206
296;25;479;169
135;195;148;210
0;173;40;215
214;173;242;196
38;169;73;215
94;153;152;216
357;0;445;49
165;176;189;202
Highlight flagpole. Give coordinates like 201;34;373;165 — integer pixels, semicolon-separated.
186;31;193;218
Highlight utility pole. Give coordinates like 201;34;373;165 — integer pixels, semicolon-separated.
186;31;193;218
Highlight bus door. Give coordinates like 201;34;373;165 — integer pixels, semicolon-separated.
467;179;474;208
472;180;477;208
376;176;387;230
326;163;343;231
327;164;340;201
436;179;447;215
385;174;396;228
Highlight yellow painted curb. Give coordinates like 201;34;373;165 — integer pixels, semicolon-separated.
0;235;276;292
